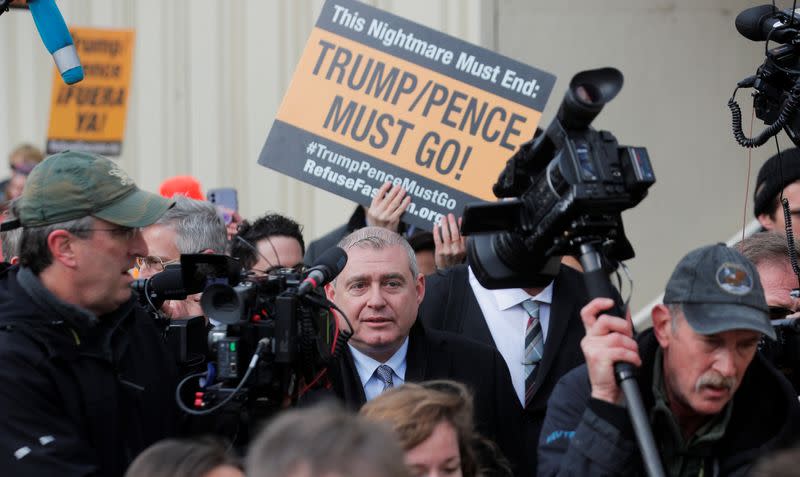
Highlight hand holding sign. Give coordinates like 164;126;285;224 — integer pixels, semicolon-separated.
433;213;466;269
365;181;411;232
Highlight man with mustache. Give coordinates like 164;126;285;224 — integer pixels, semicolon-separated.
538;244;800;476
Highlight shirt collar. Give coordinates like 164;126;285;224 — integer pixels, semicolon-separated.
468;266;553;311
349;337;409;384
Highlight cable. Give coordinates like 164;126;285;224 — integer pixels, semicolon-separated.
234;235;276;271
729;82;800;148
302;292;354;338
781;199;800;288
299;368;329;396
301;292;352;358
175;338;270;416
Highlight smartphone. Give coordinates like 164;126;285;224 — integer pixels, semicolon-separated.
207;187;238;224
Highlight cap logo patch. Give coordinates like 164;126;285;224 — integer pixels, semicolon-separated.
716;262;753;296
108;167;133;186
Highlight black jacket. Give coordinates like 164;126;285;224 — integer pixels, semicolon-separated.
327;320;525;474
538;329;800;477
420;264;589;476
0;267;179;477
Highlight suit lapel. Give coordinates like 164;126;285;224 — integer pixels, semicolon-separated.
330;348;367;409
405;320;429;382
461;288;497;347
449;266;497;347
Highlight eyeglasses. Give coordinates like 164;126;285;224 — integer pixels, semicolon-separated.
261;263;306;275
135;256;180;272
74;226;139;241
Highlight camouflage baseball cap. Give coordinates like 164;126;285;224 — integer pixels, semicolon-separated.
1;151;174;230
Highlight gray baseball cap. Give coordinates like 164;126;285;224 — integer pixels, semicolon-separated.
663;243;775;340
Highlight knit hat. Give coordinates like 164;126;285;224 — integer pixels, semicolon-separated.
159;175;205;201
753;148;800;217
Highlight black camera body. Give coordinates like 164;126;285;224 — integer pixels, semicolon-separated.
135;253;349;423
202;268;346;400
462;68;655;289
732;5;800;147
753;43;800;128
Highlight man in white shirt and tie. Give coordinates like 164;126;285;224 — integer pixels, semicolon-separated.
421;262;592;476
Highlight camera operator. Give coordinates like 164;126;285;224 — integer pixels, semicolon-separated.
420;259;589;475
737;232;800;318
737;231;800;392
754;148;800;237
230;213;305;274
538;244;800;476
139;195;227;322
0;151;179;476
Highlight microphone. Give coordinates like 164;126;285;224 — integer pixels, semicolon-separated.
297;246;348;296
28;0;84;84
735;4;799;43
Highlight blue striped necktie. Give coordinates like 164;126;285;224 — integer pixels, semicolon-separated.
375;364;394;392
522;299;544;407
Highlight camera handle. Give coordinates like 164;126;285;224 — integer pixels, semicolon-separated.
579;243;666;477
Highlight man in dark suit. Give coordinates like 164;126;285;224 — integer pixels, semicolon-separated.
420;262;590;476
324;226;523;473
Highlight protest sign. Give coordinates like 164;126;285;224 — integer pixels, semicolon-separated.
259;0;555;229
46;27;135;156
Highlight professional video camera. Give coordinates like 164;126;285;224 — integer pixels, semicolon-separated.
462;67;655;289
761;314;800;392
133;256;243;372
730;4;800;147
133;249;352;440
462;67;666;477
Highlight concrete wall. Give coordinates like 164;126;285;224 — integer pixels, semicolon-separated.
0;0;790;316
497;0;793;317
1;0;489;241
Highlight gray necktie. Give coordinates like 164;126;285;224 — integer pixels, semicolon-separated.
522;298;543;407
375;364;394;391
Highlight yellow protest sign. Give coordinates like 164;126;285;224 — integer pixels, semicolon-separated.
259;0;555;229
46;27;135;156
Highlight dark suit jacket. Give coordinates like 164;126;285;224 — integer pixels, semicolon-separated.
419;264;589;476
328;320;524;474
305;206;365;265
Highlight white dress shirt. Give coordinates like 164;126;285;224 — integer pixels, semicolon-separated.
468;266;553;405
348;338;409;401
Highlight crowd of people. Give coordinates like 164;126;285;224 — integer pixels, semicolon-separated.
0;143;798;477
